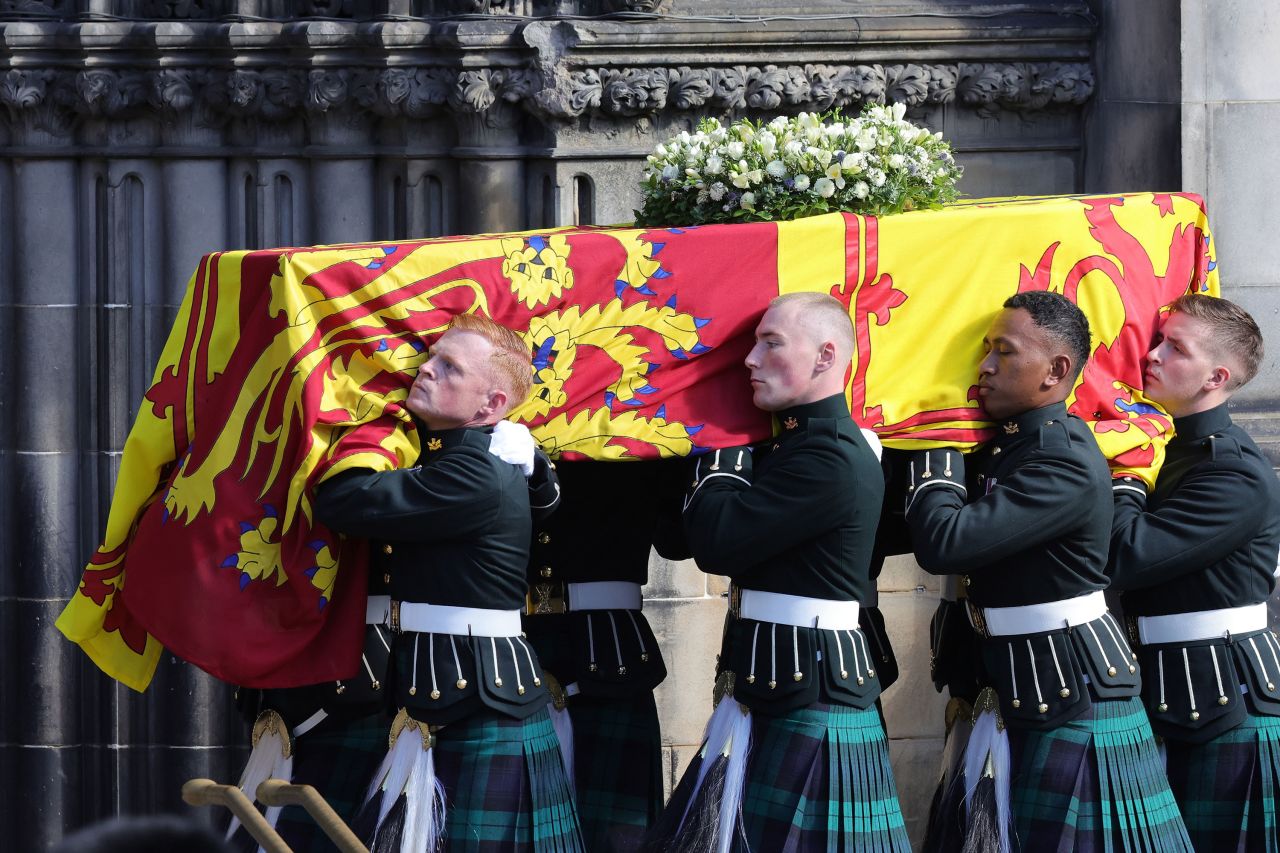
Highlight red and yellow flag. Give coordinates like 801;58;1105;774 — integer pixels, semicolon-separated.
56;192;1217;691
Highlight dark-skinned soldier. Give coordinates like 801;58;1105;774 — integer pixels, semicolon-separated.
905;291;1192;851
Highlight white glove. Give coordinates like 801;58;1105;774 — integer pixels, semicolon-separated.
489;420;536;476
860;428;883;462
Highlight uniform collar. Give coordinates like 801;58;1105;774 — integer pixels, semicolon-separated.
991;401;1068;445
417;421;492;456
1171;403;1232;445
773;394;851;434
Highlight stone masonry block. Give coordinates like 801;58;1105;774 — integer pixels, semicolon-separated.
648;596;727;748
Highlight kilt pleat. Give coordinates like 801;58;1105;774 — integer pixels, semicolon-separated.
569;693;663;852
1009;696;1192;852
1165;711;1280;852
431;707;585;853
738;703;910;853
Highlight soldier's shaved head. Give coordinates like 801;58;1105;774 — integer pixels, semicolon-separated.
768;292;855;364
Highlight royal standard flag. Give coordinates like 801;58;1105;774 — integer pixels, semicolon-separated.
56;192;1217;691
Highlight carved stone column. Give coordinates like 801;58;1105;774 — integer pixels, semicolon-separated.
450;68;533;234
304;68;377;245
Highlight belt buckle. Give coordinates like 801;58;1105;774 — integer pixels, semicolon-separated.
389;599;402;633
965;600;990;639
727;584;743;619
526;582;566;616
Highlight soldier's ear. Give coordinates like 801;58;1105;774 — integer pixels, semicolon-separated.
813;340;837;375
1204;364;1232;393
1044;353;1073;388
480;388;510;420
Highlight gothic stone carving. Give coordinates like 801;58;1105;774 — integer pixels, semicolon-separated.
0;62;1095;133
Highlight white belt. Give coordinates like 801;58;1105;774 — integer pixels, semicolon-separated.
1137;602;1269;645
972;590;1107;637
366;595;391;626
568;581;643;611
396;601;523;637
738;589;861;631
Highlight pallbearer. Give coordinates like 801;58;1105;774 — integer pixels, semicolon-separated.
316;314;584;852
1107;294;1280;850
905;291;1191;851
523;458;686;852
651;292;910;853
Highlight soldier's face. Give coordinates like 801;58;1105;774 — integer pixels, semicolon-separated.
407;330;498;429
1144;312;1221;416
745;304;819;412
977;308;1057;420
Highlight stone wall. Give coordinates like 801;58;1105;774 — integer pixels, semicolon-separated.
4;2;1234;848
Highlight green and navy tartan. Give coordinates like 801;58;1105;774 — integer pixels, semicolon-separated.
1009;696;1193;851
658;701;910;852
568;692;663;853
431;706;586;852
234;712;391;853
1165;711;1280;851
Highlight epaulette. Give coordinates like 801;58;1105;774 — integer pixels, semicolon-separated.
1036;417;1073;450
1207;432;1244;462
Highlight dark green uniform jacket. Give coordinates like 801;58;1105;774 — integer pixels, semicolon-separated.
906;402;1138;730
1109;403;1280;742
683;394;886;715
523;459;685;699
315;424;550;726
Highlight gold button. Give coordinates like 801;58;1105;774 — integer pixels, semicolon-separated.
382;544;393;555
1037;703;1048;714
1011;699;1021;709
430;689;441;700
409;686;417;696
768;680;777;690
793;672;803;682
991;447;1002;455
1059;688;1071;698
538;533;550;545
839;670;848;679
540;566;553;578
1190;710;1200;721
618;666;627;675
1218;695;1229;706
857;676;865;685
494;678;503;688
1157;702;1168;712
456;678;467;689
383;573;391;584
867;668;876;678
1107;666;1118;677
746;674;756;684
1128;664;1136;673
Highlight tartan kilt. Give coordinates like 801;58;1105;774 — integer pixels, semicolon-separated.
1164;711;1280;852
659;702;910;853
431;706;586;853
232;712;391;853
1009;696;1193;852
568;691;663;853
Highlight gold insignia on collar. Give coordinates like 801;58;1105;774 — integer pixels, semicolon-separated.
427;437;443;451
783;416;799;430
1002;422;1019;435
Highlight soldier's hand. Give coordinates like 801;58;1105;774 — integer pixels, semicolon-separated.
904;447;966;515
489;420;536;475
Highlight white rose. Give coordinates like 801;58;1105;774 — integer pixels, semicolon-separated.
740;191;756;210
705;154;724;175
793;174;811;191
726;140;746;159
888;154;905;169
853;180;870;199
892;102;907;121
685;168;701;181
841;153;863;173
746;169;764;185
783;139;804;157
857;132;876;152
814;177;836;198
759;131;777;158
765;159;787;179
